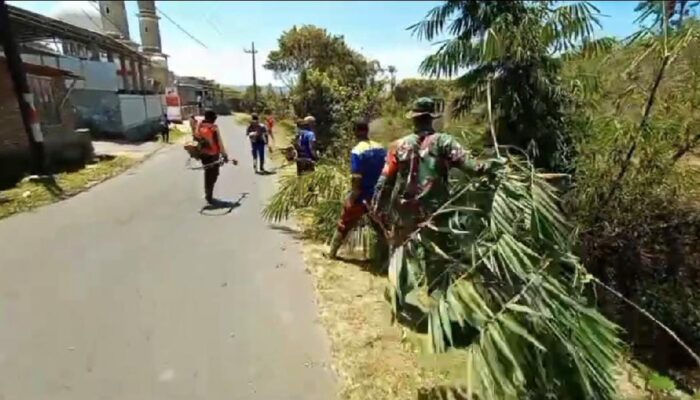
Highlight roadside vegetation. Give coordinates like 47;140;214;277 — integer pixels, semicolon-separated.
253;1;700;398
165;126;191;143
0;156;136;220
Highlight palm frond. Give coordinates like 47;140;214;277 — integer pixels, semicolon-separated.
386;157;622;399
542;2;602;54
576;36;618;59
407;0;463;41
262;161;349;224
419;38;484;78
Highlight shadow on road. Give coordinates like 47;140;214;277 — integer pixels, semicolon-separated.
268;224;306;240
199;192;249;216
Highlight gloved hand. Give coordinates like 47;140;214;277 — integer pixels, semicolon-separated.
222;153;229;163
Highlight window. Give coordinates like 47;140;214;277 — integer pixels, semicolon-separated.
145;27;149;33
27;75;61;126
105;6;110;13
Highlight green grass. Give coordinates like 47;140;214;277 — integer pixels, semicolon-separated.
234;112;252;125
0;156;137;220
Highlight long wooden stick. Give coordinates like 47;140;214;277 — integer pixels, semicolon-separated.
593;277;700;367
486;77;501;159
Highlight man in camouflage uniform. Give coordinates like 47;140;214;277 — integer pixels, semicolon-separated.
371;97;504;296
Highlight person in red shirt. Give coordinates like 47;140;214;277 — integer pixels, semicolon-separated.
194;110;229;204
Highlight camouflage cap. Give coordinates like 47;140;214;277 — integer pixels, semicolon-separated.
405;97;442;119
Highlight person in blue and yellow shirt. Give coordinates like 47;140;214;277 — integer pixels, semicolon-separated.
328;120;388;260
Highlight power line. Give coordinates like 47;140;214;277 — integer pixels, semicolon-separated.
155;6;208;50
206;15;225;39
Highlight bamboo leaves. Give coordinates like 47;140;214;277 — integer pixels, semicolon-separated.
386;157;622;399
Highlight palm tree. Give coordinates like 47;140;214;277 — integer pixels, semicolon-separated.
387;65;397;93
410;1;614;171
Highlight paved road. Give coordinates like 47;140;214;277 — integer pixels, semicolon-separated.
0;117;336;400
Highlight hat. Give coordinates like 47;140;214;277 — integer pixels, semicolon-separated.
303;115;316;124
406;97;442;119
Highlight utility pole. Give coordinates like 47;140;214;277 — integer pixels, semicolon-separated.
0;0;46;175
244;41;258;111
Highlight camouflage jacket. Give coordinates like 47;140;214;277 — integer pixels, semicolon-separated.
371;131;485;233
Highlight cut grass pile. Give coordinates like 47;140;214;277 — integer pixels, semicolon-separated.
0;156;137;220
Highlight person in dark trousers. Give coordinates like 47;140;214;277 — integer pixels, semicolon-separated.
194;110;229;204
246;114;272;173
160;113;170;143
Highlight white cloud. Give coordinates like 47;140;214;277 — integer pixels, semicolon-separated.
163;44;277;86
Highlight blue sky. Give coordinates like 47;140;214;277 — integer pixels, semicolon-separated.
9;1;642;86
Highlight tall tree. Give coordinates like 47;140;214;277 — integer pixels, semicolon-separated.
264;25;377;89
635;0;699;30
387;65;397;93
411;1;613;171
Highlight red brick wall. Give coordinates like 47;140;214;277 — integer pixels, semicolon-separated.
0;65;30;187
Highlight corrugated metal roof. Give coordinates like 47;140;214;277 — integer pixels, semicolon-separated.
7;5;147;61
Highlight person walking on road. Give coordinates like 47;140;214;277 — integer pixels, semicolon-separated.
159;113;170;143
328;120;388;260
189;115;199;139
194;110;229;204
295;115;318;176
266;115;275;136
246;114;272;173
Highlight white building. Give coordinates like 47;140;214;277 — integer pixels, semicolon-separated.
42;1;169;140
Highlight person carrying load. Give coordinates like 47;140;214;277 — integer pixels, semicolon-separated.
190;110;233;204
295;115;318;176
247;113;273;173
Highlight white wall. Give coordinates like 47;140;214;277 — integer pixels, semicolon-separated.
119;95;147;129
119;94;164;130
53;56;119;91
82;60;119;92
20;54;42;65
145;95;164;119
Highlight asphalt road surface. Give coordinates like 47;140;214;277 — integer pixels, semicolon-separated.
0;117;336;400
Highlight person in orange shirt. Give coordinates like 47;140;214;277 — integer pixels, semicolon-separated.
265;115;275;135
189;115;199;139
194;110;229;204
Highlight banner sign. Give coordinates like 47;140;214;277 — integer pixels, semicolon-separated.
165;87;182;122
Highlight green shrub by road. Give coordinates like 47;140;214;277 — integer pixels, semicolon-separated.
0;156;137;220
